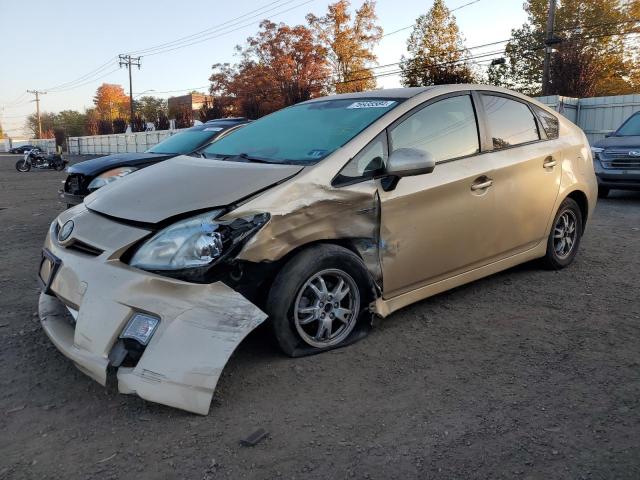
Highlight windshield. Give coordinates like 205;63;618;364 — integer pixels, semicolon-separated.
616;113;640;136
203;98;402;164
147;129;219;154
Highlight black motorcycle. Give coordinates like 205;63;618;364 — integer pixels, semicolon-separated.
15;148;67;172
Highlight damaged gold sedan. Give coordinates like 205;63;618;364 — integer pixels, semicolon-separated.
38;85;597;414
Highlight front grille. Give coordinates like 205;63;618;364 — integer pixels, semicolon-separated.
601;150;640;170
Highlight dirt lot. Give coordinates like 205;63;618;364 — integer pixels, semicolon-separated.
0;153;638;480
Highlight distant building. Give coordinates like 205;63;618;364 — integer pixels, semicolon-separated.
167;93;213;119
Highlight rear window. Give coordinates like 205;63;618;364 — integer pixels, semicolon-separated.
534;106;559;139
482;95;540;149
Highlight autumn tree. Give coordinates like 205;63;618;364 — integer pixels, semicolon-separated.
93;83;130;122
25;112;57;138
487;0;639;97
85;108;100;135
307;1;382;93
400;0;475;87
209;20;329;118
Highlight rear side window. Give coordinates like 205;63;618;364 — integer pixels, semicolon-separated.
533;106;559;139
390;95;480;162
482;95;540;149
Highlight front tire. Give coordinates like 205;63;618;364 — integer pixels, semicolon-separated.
542;197;583;270
15;159;30;172
267;244;374;357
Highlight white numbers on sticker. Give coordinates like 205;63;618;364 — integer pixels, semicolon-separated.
347;101;396;109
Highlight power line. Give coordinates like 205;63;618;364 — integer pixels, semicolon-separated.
128;0;293;55
142;0;315;57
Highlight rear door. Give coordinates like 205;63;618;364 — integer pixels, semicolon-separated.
477;93;561;257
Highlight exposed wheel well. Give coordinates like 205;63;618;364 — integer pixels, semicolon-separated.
566;190;589;230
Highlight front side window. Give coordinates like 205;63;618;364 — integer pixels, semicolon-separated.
334;133;387;186
389;95;480;162
204;98;402;165
533;106;559;139
616;113;640;136
482;95;540;149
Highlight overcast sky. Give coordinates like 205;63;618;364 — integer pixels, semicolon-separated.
0;0;527;137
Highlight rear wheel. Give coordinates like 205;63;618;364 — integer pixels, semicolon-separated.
542;197;583;270
598;186;609;198
15;159;30;172
267;244;373;357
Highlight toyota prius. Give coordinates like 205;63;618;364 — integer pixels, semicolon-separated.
38;85;597;414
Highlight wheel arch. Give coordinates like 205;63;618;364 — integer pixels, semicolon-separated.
565;189;589;231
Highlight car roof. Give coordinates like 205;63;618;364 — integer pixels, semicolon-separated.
303;87;434;103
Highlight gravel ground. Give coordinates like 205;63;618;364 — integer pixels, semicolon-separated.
0;153;638;480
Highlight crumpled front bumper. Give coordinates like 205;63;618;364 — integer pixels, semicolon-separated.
38;206;267;415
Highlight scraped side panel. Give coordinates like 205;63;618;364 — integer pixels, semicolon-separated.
228;178;383;284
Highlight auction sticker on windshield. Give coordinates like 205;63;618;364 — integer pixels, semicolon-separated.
347;100;396;109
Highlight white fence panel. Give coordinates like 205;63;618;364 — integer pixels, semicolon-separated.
536;94;640;144
68;129;186;155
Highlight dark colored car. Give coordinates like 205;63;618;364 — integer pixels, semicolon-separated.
61;118;249;206
591;111;640;197
10;144;37;154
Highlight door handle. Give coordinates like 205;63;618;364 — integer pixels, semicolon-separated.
543;157;556;168
471;178;493;191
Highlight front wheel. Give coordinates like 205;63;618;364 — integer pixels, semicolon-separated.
15;159;30;172
542;197;583;270
53;161;66;171
267;244;374;357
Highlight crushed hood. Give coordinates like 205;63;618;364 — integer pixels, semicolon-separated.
84;155;303;223
67;152;173;176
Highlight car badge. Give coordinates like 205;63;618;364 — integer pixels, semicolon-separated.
58;220;74;242
629;151;640;157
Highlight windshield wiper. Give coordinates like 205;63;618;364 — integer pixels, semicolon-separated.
225;153;278;164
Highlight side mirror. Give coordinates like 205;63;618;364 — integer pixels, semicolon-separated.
386;148;435;177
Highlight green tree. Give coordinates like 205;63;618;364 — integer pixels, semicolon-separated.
400;0;475;87
136;96;168;124
307;0;382;93
487;0;639;97
56;110;87;137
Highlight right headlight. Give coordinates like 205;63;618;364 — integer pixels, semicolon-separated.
129;209;269;274
590;147;604;160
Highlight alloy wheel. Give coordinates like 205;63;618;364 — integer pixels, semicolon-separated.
553;209;578;259
293;268;360;348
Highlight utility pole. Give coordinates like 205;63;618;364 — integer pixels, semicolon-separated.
118;54;142;131
541;0;557;96
27;89;47;138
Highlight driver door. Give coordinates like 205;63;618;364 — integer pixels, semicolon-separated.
379;93;499;298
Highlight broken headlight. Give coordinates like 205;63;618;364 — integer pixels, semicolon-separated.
129;209;269;272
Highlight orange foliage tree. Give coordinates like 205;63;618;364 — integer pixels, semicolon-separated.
307;0;382;93
209;20;330;118
93;83;130;122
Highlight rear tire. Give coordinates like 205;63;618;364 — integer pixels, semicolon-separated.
598;186;609;198
15;159;30;172
266;244;374;357
542;197;583;270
